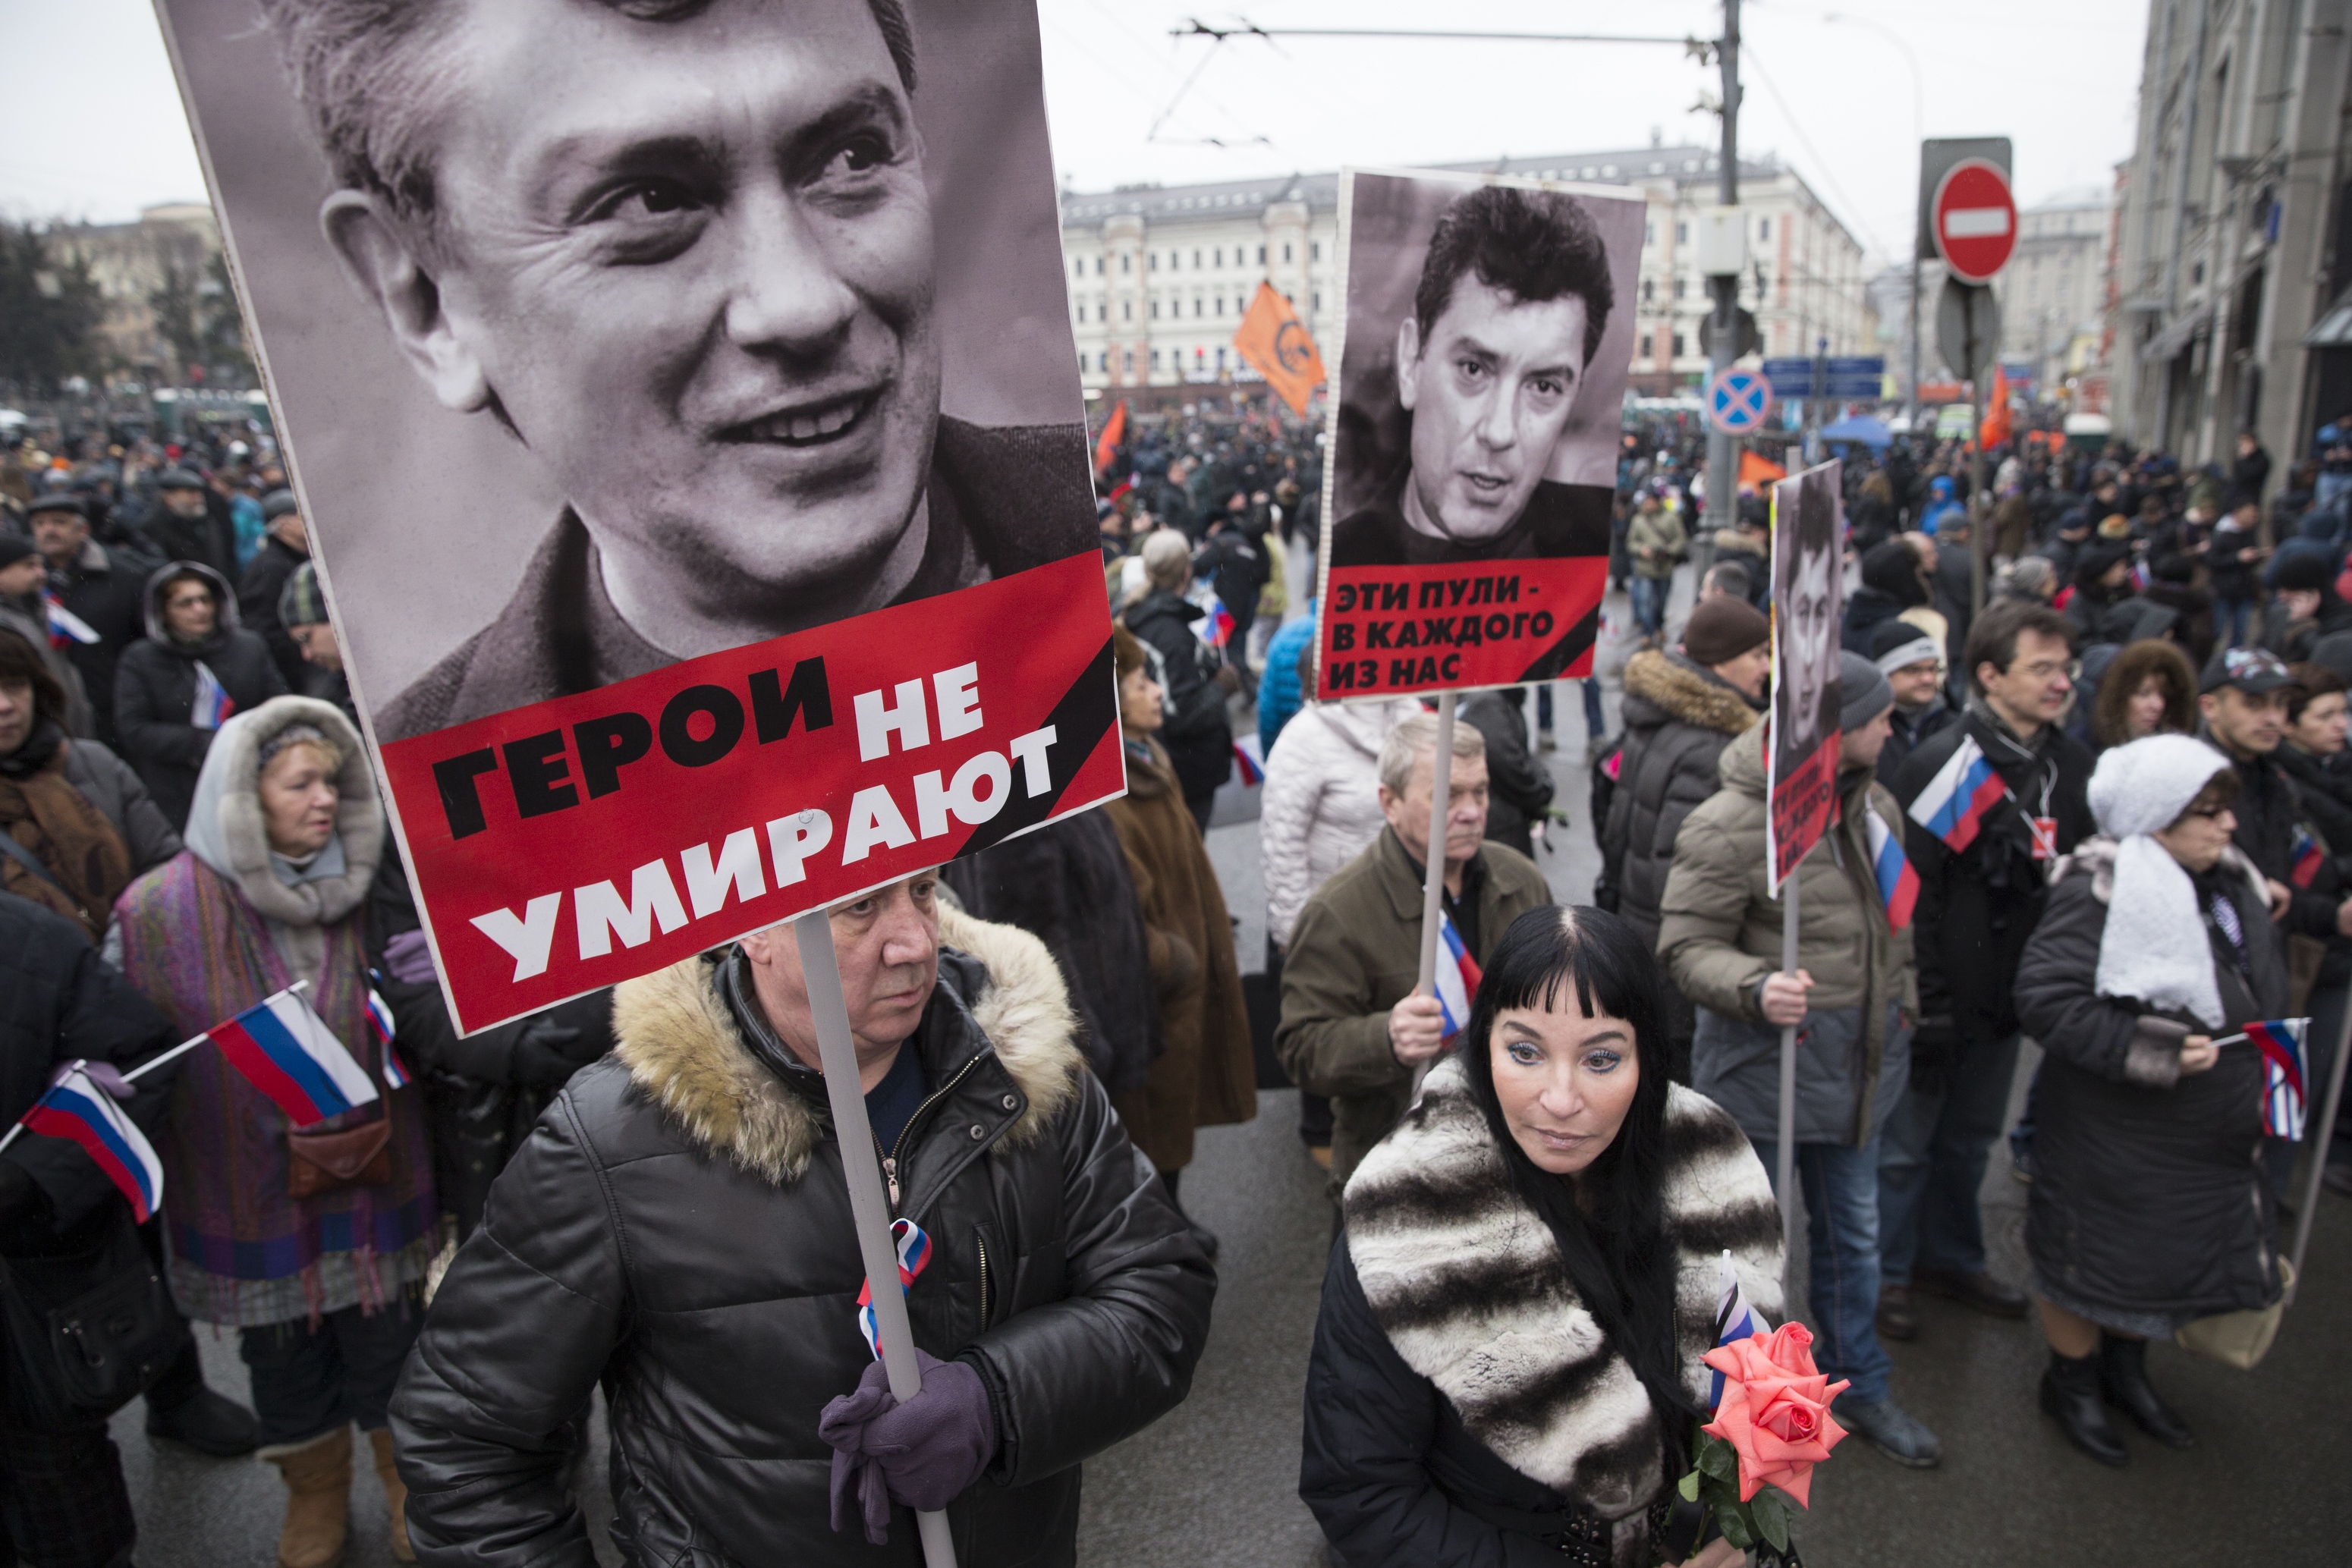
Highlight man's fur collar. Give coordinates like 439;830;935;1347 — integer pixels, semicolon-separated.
1344;1061;1781;1537
1624;649;1761;737
609;908;1083;1185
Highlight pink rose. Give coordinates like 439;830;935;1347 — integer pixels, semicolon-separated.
1700;1328;1850;1508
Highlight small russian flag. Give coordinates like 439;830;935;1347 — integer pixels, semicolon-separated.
205;987;380;1128
42;591;99;649
1867;810;1919;930
2130;559;2151;592
1231;737;1264;787
17;1062;163;1224
365;985;411;1089
190;661;234;731
2291;824;2327;891
2247;1018;2310;1139
1432;907;1483;1040
1907;734;2009;853
856;1217;934;1360
1709;1250;1761;1409
1198;596;1236;648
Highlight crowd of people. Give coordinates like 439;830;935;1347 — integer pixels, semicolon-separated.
0;400;2342;1566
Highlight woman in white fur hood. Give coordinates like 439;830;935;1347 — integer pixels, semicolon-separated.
2014;733;2288;1470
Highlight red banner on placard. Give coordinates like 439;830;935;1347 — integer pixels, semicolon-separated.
1313;558;1607;699
380;555;1121;1034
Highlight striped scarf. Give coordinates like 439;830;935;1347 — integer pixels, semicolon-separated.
112;851;434;1327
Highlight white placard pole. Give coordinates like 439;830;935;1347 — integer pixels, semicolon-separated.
1410;701;1457;1098
2289;1000;2352;1306
1775;872;1800;1291
794;912;958;1568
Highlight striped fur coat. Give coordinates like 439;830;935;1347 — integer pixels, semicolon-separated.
1341;1059;1782;1544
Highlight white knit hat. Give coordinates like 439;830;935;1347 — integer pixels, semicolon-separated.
2086;734;2237;1026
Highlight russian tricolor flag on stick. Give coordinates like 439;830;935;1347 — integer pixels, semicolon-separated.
190;661;235;731
1709;1250;1761;1409
857;1217;934;1360
2247;1018;2310;1139
1867;812;1919;930
17;1062;163;1224
206;988;379;1127
1196;597;1236;648
365;985;412;1089
1907;734;2008;852
1432;908;1483;1040
2291;824;2327;891
43;591;99;649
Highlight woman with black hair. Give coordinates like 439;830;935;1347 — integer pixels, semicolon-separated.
1300;907;1784;1567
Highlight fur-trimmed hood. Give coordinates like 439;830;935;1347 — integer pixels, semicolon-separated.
1621;649;1762;738
2049;834;2266;908
181;695;382;928
610;906;1085;1186
1343;1061;1781;1540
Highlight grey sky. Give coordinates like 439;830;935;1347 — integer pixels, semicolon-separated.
6;0;2146;267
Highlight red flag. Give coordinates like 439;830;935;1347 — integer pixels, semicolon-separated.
1093;401;1127;475
1979;366;2013;451
1233;283;1327;416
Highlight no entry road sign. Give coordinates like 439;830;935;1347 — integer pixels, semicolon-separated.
1932;159;2017;284
1709;367;1773;434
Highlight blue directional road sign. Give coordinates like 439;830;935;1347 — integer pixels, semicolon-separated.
1708;368;1773;435
1760;357;1885;401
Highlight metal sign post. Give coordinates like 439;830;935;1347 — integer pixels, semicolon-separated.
794;912;959;1568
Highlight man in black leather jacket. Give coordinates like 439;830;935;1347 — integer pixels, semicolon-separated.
390;873;1213;1566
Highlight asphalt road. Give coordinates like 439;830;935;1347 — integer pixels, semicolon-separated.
114;572;2352;1565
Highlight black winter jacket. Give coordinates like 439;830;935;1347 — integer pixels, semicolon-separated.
942;812;1161;1095
237;536;311;690
2211;736;2351;989
1601;650;1759;951
2014;841;2284;1321
0;894;178;1252
1124;589;1233;806
391;910;1213;1567
44;539;154;752
1893;707;2095;1054
1457;690;1555;860
112;561;287;830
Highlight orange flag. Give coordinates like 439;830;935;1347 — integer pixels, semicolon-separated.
1233;282;1327;416
1979;366;2014;451
1093;400;1127;475
1737;451;1787;490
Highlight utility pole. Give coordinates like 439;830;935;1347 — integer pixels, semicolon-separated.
1704;0;1744;539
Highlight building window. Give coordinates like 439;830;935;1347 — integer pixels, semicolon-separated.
1094;257;1103;275
1150;300;1159;319
1149;253;1159;271
1193;248;1203;267
1673;333;1686;357
1075;304;1085;323
1642;278;1654;303
1675;221;1689;244
1152;348;1162;368
1121;300;1131;321
1216;347;1227;369
1257;244;1266;263
1646;222;1656;245
1673;277;1685;299
1099;353;1109;372
1759;218;1771;240
1215;297;1224;317
1312;291;1321;312
1283;242;1293;262
1123;350;1134;374
1312;241;1322;260
1194;298;1204;317
1120;253;1130;274
1214;247;1223;266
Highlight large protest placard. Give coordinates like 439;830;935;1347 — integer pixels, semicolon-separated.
1313;168;1643;699
155;0;1117;1032
1766;461;1844;890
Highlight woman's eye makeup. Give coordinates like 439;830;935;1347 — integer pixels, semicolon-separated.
1506;1042;1544;1066
1582;1050;1624;1072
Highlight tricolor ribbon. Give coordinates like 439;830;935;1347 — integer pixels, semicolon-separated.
855;1217;933;1360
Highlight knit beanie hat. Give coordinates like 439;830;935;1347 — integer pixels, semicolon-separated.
2272;551;2331;594
1838;652;1894;730
0;534;36;569
277;561;329;630
1868;617;1942;676
1681;596;1769;667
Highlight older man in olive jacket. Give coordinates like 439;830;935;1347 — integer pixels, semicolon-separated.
1275;712;1552;1190
1656;653;1939;1472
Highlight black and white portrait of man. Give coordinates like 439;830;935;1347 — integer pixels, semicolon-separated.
1324;175;1642;570
1772;467;1843;781
168;0;1095;743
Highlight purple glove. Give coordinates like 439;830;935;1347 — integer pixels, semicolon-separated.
383;930;437;987
819;1350;998;1544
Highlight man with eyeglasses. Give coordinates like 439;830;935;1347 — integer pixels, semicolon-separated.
2196;645;2352;1202
1884;600;2096;1346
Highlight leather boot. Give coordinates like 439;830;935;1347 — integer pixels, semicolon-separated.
2039;1350;2127;1467
369;1427;416;1562
260;1425;352;1568
2099;1334;2193;1448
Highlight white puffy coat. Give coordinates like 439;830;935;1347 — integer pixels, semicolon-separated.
1261;697;1420;948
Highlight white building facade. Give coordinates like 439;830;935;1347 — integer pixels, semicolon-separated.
1061;143;1875;401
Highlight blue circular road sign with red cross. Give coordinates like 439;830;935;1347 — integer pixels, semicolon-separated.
1708;367;1772;435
